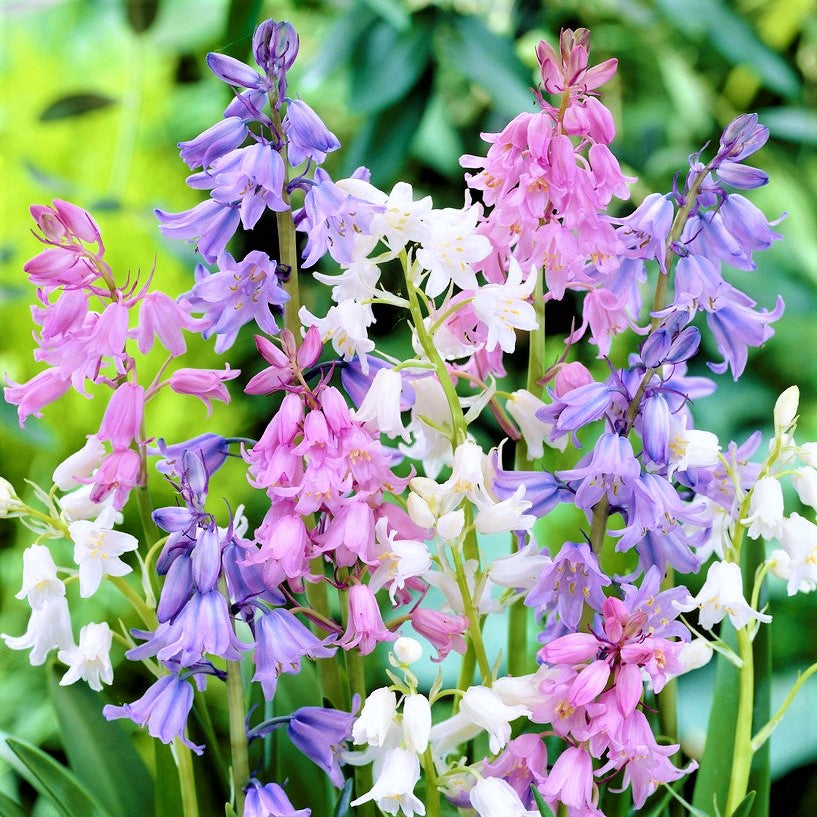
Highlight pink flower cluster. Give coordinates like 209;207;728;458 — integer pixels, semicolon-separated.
462;28;639;357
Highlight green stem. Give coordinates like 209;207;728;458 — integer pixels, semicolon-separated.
726;626;755;816
451;547;492;685
226;658;250;815
456;641;477;696
752;661;817;752
345;635;374;817
174;739;200;817
421;747;442;817
109;575;155;628
305;561;346;708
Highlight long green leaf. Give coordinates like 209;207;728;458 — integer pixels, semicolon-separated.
530;784;556;817
223;0;263;61
0;791;27;817
48;669;154;817
332;779;354;817
443;14;533;119
349;17;433;114
5;737;112;817
154;740;184;817
692;621;739;816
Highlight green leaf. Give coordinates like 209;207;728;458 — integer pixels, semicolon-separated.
126;0;160;33
40;93;116;122
729;791;756;817
342;81;431;186
757;107;817;146
332;779;354;817
225;805;239;817
154;741;184;817
4;737;112;817
223;0;264;62
530;784;556;817
360;0;410;30
48;669;154;817
692;621;739;817
442;14;533;119
0;791;28;817
349;18;433;113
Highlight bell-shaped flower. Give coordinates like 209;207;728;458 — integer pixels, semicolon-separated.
506;389;564;459
368;518;431;602
410;608;468;663
776;512;817;594
283;98;340;167
470;776;539;817
741;476;785;540
350;747;425;817
69;507;138;597
287;704;354;787
459;685;531;754
340;583;397;656
170;365;240;416
53;435;106;490
540;746;595;810
2;595;73;665
474;486;534;535
243;779;309;817
15;544;65;609
489;540;551;592
676;560;771;630
58;621;113;691
353;687;398;748
401;694;431;755
299;300;375;367
98;383;145;451
104;674;203;754
352;368;409;440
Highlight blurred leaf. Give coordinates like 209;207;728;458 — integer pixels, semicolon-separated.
332;779;354;817
442;14;533;119
225;806;238;817
223;0;263;61
692;622;739;816
4;737;111;817
654;0;800;99
48;669;154;817
343;81;431;185
361;0;410;30
301;7;378;89
40;93;116;122
126;0;160;34
530;784;556;817
349;18;433;113
0;791;27;817
730;791;757;817
757;108;817;145
412;92;465;179
154;741;183;817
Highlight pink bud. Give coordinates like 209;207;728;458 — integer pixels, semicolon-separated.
614;662;643;716
539;632;600;664
340;583;396;656
568;659;610;705
170;366;240;416
52;199;102;244
23;248;95;287
4;368;72;426
411;608;468;662
296;325;323;368
554;362;593;397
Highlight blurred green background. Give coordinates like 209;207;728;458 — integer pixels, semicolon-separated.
1;0;816;815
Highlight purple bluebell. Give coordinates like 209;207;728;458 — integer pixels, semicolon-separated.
129;591;249;666
641;393;670;464
243;779;310;817
620;566;691;641
222;538;286;612
716;113;769;163
525;542;610;630
537;380;614;446
614;193;675;271
151;433;230;479
253;19;299;100
557;432;641;511
296;168;383;267
191;524;223;592
705;285;784;380
103;674;203;754
718;194;783;256
156;553;193;623
178;117;249;170
283;99;340;167
206;52;270;93
287;705;355;787
492;454;570;518
155;199;240;264
621;526;704;581
185;251;289;352
253;608;337;700
612;472;707;553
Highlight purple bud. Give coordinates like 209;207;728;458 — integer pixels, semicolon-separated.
666;325;700;363
717;114;769;163
283;99;340;167
716;160;768;189
639;330;672;368
192;525;222;592
205;52;266;90
641;393;670;463
157;554;193;622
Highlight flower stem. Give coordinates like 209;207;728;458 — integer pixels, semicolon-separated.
451;546;492;685
174;739;200;817
226;657;250;815
305;563;346;708
725;625;755;816
422;747;442;817
752;661;817;752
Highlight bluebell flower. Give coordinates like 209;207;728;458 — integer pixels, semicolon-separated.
178;117;248;170
185;251;289;352
283;99;340;167
103;674;203;754
151;433;230;479
525;542;610;630
287;705;355;787
253;20;299;100
243;779;310;817
156;199;240;264
620;566;691;641
253;608;337;700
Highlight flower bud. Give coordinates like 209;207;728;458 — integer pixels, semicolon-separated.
774;386;799;437
393;637;422;665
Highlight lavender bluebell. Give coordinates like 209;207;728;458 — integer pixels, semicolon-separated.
151;433;230;478
287;705;355;787
243;779;310;817
185;251;289;352
103;674;203;754
155;199;240;264
620;566;691;641
283;99;340;167
178;117;249;170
